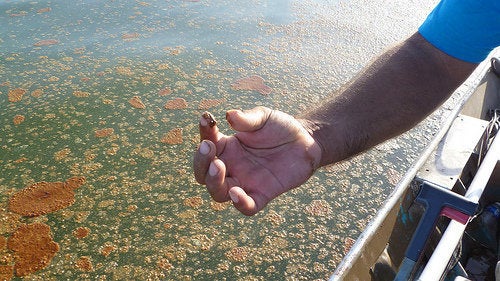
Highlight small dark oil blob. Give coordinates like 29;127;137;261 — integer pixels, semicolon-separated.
202;112;217;127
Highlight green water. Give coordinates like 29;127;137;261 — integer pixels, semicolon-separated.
1;0;439;280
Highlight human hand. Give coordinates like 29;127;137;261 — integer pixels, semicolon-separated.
193;106;322;216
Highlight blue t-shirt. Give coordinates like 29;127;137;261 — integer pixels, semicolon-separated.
419;0;500;63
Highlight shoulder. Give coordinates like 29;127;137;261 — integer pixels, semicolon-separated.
419;0;500;63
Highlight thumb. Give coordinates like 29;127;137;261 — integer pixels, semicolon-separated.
226;106;272;132
228;186;263;216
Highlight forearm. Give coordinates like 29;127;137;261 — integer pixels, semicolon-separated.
300;32;477;167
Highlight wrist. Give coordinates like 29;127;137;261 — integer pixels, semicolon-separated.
296;118;328;169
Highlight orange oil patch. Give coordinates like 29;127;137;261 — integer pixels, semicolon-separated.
13;157;28;164
72;227;90;239
54;148;71;161
75;256;93;272
12;115;25;125
0;265;14;281
198;98;225;110
122;33;140;40
304;200;331;217
161;128;183;145
8;177;85;217
231;75;272;95
158;87;172;96
33;39;59;47
94;128;114;138
8;88;26;102
183;196;203;208
101;245;116;257
31;89;43;98
73;91;90;97
164;98;188;109
9;12;27;17
7;223;59;277
37;7;51;13
129;96;146;109
157;258;173;271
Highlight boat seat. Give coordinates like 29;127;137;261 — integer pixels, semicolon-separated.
416;114;488;190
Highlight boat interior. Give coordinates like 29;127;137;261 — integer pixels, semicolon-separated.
332;57;500;281
377;59;500;280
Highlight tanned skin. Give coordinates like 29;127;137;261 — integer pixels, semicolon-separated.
193;32;477;216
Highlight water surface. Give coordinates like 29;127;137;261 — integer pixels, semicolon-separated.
1;0;439;279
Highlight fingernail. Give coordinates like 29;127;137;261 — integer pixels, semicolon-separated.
200;115;208;127
209;162;218;176
199;141;210;155
229;188;239;203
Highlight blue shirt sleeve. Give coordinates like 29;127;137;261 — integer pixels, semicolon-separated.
419;0;500;63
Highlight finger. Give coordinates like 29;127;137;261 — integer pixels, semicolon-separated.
205;158;231;202
199;112;222;143
228;186;262;216
193;140;216;184
226;106;272;132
